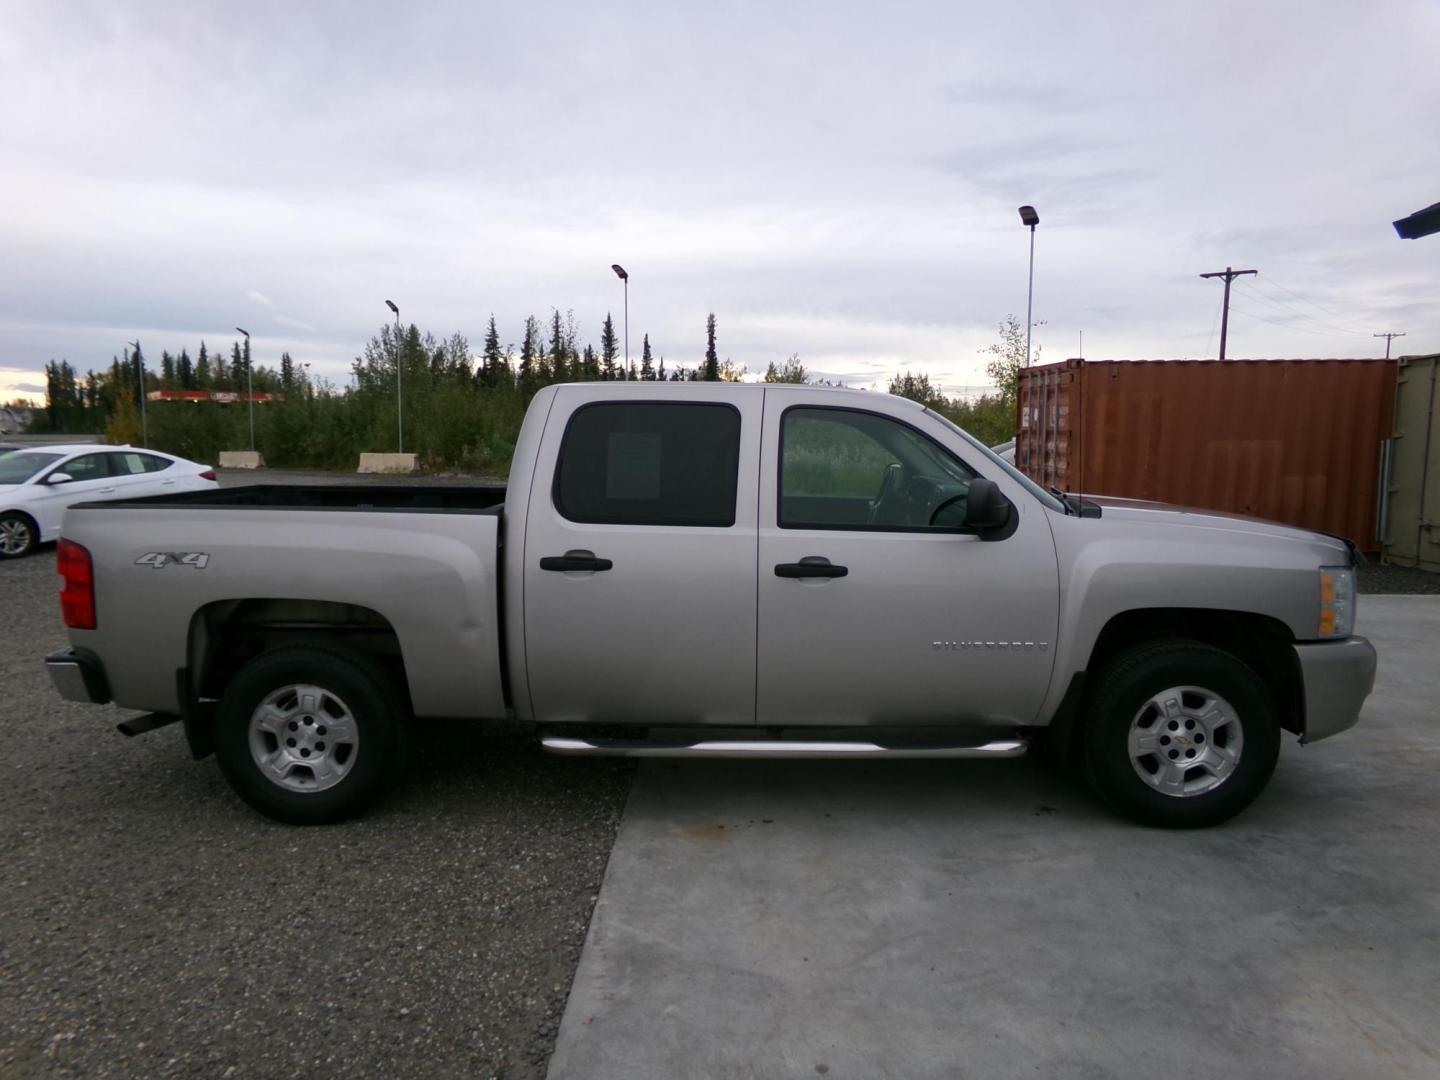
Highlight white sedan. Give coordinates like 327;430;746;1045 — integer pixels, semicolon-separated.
0;445;218;559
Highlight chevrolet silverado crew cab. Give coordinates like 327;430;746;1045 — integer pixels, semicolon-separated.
45;383;1376;828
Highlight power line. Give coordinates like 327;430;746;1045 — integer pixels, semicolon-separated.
1199;266;1257;360
1228;304;1343;338
1256;274;1370;329
1374;331;1406;359
1233;280;1371;338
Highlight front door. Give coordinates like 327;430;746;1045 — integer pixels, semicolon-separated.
756;394;1060;728
32;452;118;538
522;389;763;726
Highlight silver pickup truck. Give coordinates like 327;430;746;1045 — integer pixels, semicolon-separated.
46;383;1376;828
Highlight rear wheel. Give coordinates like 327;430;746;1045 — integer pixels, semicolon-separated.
0;512;37;559
1081;640;1280;828
214;646;406;824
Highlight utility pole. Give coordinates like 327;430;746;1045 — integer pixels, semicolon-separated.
1374;331;1406;359
1199;266;1257;360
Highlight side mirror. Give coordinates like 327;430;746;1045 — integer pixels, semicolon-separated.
962;478;1015;540
46;472;74;485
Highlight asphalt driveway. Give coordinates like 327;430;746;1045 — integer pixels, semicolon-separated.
549;596;1440;1080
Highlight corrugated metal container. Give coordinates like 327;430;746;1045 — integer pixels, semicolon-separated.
1384;354;1440;571
1016;359;1398;549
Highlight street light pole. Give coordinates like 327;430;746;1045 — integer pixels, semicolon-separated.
385;300;402;453
127;339;147;447
235;327;254;451
611;264;629;374
1018;206;1039;367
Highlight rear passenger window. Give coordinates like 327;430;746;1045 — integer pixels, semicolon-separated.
140;454;172;473
554;402;741;527
111;453;152;475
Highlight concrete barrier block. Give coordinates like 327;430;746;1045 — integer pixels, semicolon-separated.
218;451;265;469
357;452;419;475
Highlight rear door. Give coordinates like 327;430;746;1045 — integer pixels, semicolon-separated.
522;389;762;726
104;451;168;496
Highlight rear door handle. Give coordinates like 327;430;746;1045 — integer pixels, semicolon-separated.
98;487;117;494
540;549;613;572
774;555;848;579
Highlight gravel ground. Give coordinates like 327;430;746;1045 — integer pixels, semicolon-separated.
0;552;633;1080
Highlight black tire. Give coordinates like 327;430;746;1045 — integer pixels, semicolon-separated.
1081;639;1280;828
0;512;38;559
214;646;407;825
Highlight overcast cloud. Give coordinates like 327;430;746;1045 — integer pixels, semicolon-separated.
2;0;1437;402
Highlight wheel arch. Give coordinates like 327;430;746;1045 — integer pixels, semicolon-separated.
1045;606;1304;760
187;598;411;715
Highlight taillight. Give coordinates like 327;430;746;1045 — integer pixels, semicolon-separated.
58;538;96;630
199;469;217;481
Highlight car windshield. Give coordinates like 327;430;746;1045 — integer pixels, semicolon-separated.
0;452;64;484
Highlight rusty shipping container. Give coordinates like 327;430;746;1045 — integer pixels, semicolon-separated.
1015;359;1398;550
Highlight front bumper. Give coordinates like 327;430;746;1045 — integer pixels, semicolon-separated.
46;647;112;705
1294;636;1376;743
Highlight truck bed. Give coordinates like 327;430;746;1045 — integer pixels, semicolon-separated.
59;486;509;721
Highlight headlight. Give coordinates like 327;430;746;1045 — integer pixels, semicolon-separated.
1318;566;1355;639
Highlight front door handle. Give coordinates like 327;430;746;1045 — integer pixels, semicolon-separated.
774;555;848;579
540;549;614;572
98;487;117;494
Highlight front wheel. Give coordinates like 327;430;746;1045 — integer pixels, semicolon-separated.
214;646;406;824
0;512;37;559
1081;640;1280;828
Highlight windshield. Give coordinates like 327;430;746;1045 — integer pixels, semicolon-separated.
926;412;1066;513
0;452;64;484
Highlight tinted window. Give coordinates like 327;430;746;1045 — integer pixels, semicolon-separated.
111;452;170;475
56;453;111;482
780;407;975;530
555;402;741;527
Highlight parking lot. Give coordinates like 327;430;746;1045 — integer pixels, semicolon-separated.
0;545;630;1080
3;474;1438;1079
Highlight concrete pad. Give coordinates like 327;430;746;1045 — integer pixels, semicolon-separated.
357;452;418;474
217;450;265;469
549;597;1440;1080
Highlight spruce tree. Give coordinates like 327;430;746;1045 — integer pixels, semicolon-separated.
544;309;565;382
640;334;655;380
160;350;176;388
280;351;296;391
519;316;541;392
177;348;194;389
196;342;211;389
703;313;720;381
482;315;503;387
600;314;619;380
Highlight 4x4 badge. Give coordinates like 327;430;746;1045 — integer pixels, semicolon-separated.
135;552;211;570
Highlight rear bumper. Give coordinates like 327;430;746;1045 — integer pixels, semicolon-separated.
1295;636;1376;743
46;647;112;705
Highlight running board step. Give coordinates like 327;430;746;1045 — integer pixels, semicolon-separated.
540;735;1027;760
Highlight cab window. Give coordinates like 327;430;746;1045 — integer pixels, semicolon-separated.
555;402;741;527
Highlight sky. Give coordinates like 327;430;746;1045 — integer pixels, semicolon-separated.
2;0;1437;404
